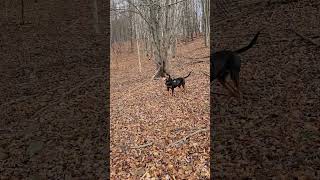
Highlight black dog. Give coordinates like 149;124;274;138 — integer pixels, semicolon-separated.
165;72;191;96
210;30;261;97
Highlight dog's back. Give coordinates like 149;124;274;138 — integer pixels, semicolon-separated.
210;31;261;97
167;78;184;87
210;31;260;83
211;51;240;82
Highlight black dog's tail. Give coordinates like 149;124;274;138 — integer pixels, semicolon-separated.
234;31;261;54
165;72;171;79
184;72;192;79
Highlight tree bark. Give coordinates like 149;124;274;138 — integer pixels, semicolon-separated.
93;0;100;34
21;0;24;25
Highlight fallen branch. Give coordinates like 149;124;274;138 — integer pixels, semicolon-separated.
30;73;102;120
0;94;38;108
186;60;208;65
167;128;209;148
60;18;80;33
140;170;151;180
211;92;229;96
0;85;62;110
291;29;320;47
200;70;210;77
129;142;153;149
181;55;210;60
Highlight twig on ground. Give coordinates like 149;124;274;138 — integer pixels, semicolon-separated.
211;92;229;96
186;60;208;65
60;18;80;33
30;73;102;120
0;94;38;108
167;128;209;148
291;29;320;47
140;170;150;180
0;85;62;110
129;142;153;149
200;70;210;77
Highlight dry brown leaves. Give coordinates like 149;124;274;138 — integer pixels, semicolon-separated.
111;37;210;179
211;0;320;178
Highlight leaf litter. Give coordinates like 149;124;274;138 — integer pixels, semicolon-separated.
111;38;210;179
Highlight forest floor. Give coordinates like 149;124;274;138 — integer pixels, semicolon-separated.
211;0;320;178
110;37;210;179
0;18;108;178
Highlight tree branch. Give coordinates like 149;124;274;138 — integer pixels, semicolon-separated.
167;0;188;7
30;74;102;120
129;142;153;149
167;128;209;148
291;29;320;47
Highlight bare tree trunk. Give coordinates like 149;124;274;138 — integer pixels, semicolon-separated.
201;0;209;47
136;39;142;73
184;0;189;42
21;0;24;25
130;24;134;53
93;0;100;34
145;34;149;57
201;0;205;34
149;0;167;78
190;0;195;41
129;3;134;53
34;0;40;26
111;0;190;79
205;0;210;46
172;37;177;58
4;0;8;23
135;12;142;73
144;30;152;58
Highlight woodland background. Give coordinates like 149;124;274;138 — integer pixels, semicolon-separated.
0;0;319;179
211;0;320;178
1;0;109;179
111;0;210;179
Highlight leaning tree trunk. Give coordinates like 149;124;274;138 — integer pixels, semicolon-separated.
134;11;142;73
205;0;210;46
151;46;168;79
129;2;134;53
123;0;182;79
149;1;167;79
21;0;24;25
92;0;100;34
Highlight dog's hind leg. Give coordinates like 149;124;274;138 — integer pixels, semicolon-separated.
227;82;240;97
219;80;239;97
234;79;241;99
230;70;241;97
182;82;185;92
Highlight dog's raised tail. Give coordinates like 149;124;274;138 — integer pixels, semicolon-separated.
234;31;261;54
164;72;171;79
184;71;192;79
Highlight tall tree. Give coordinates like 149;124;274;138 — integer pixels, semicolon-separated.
21;0;24;24
111;0;207;78
201;0;210;47
93;0;100;34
